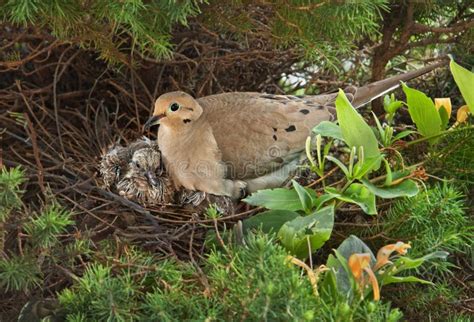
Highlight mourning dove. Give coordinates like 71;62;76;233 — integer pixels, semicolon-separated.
144;62;446;199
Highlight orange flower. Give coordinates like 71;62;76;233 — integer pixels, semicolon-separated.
348;253;380;301
456;105;470;124
373;242;411;271
435;98;452;117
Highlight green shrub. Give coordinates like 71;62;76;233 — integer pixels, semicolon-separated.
58;235;402;321
0;253;42;292
427;127;474;188
0;166;25;221
381;183;472;276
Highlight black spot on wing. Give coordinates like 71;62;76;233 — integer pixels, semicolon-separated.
300;109;309;115
273;135;277;141
285;125;296;132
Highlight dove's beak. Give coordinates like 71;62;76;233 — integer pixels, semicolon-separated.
143;114;165;131
145;171;160;188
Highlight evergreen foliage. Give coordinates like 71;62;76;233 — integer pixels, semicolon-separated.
356;182;473;283
1;0;204;62
24;204;74;249
0;253;42;292
58;235;403;321
383;184;471;261
0;166;25;221
0;0;388;64
427;127;474;188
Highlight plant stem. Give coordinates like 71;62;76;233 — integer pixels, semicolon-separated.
405;126;473;147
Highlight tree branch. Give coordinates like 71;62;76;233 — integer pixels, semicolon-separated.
412;19;474;34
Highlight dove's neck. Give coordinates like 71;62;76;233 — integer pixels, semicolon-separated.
158;118;221;167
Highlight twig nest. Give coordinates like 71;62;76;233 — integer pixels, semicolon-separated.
179;190;235;214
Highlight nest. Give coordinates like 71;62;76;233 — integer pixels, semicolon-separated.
1;27;386;264
1;32;269;263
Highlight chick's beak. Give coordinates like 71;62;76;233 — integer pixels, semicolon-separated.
145;171;160;188
143;114;165;132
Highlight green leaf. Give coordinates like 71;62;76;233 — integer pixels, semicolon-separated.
392;251;449;271
450;60;474;112
353;155;384;179
402;82;441;140
314;193;335;210
393;130;416;142
312;121;344;141
326;183;377;215
323;236;375;297
335;89;381;167
384;100;403;114
278;205;334;260
242;210;300;234
381;275;433;287
372;112;385;143
438;105;449;131
292;180;314;214
325;155;350;177
243;188;305;211
335;235;376;262
361;178;419;198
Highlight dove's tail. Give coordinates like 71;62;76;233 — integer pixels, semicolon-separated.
351;59;448;108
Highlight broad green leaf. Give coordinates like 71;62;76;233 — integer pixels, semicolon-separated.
323;236;375;297
314;193;335;210
450;60;474;112
391;168;414;181
402;82;441;140
361;178;419;198
335;89;381;166
335;235;375;263
292;180;314;214
438;105;449;131
242;210;299;234
243;188;305;211
312;121;344;141
381;275;433;287
325;183;377;215
278;205;334;260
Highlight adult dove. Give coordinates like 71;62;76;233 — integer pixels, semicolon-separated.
144;62;446;199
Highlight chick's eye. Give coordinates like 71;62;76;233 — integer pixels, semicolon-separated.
134;161;140;169
169;102;180;112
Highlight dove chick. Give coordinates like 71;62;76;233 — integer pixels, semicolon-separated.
117;147;173;205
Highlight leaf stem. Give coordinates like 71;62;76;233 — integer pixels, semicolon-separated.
405;126;473;147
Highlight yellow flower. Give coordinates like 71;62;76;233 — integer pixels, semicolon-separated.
348;253;380;301
435;98;452;118
456;105;470;124
373;242;411;271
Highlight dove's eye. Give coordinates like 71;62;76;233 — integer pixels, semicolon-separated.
169;102;180;112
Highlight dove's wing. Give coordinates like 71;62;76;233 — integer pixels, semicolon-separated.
198;92;344;179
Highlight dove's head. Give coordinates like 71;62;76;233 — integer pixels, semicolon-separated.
129;148;162;188
145;91;203;131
